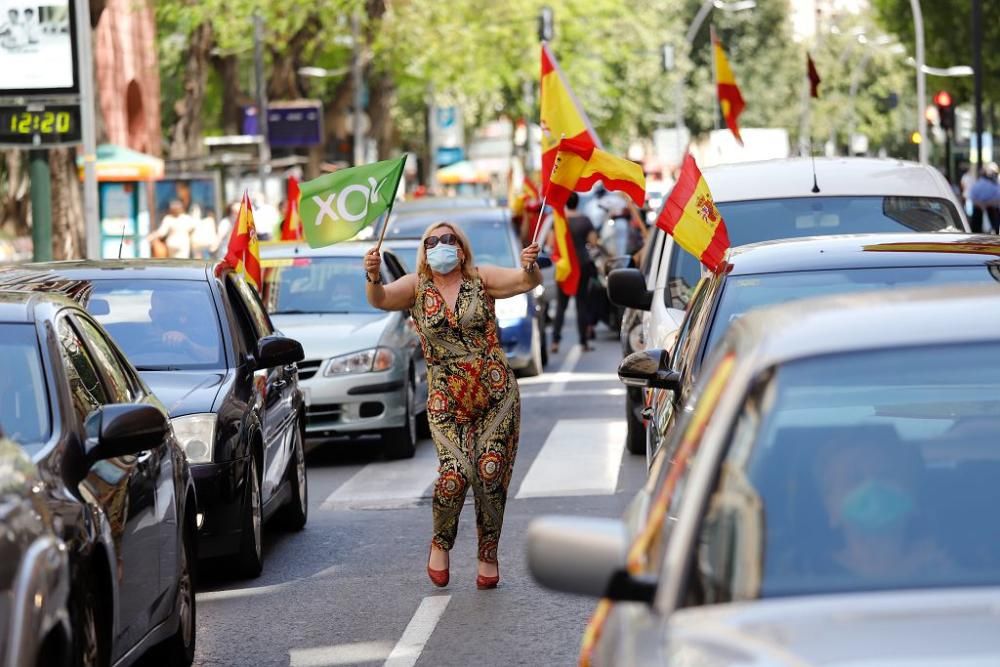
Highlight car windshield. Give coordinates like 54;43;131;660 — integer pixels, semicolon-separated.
87;279;225;370
0;324;49;450
668;196;965;305
389;220;517;268
706;266;1000;354
261;256;380;315
704;342;1000;600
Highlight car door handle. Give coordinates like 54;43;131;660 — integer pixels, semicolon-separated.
641;406;654;420
136;450;154;464
283;364;297;373
272;379;288;389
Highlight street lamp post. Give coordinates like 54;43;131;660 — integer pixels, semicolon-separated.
672;0;756;160
910;0;927;164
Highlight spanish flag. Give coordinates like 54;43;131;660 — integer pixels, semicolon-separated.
548;137;646;210
280;175;304;241
712;26;746;146
541;42;602;296
656;154;730;273
225;191;262;290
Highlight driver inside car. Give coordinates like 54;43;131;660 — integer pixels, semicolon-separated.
148;289;217;363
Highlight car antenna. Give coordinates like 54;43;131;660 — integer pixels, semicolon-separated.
810;144;821;194
118;220;128;258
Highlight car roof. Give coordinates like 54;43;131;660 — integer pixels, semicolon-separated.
0;259;217;283
703;157;955;203
259;240;380;259
725;285;1000;373
385;206;511;239
0;289;77;323
726;233;1000;275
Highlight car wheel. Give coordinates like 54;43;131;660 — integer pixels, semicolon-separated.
384;378;417;459
236;455;264;578
72;575;107;667
158;517;197;665
626;392;646;456
278;424;308;531
519;320;543;378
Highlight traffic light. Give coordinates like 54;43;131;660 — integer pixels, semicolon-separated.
934;90;955;132
910;131;923;145
538;6;554;42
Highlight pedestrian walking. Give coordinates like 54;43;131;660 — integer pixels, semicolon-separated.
969;163;1000;234
148;200;196;258
365;221;541;589
551;193;598;353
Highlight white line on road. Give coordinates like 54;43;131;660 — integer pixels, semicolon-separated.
383;595;452;667
519;387;626;399
517;371;620;387
290;640;394;666
514;419;627;499
548;344;582;394
197;582;288;603
321;441;438;511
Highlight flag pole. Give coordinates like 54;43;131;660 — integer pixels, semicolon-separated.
710;25;721;132
529;135;565;247
373;154;408;253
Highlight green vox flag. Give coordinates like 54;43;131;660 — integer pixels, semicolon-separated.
299;155;406;248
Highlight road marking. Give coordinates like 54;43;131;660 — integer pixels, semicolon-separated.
517;371;619;387
321;441;438;511
383;595;451;667
548;344;582;394
514;419;627;499
197;582;288;602
520;387;626;399
290;640;394;666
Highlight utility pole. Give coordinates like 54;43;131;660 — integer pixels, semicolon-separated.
973;0;984;168
910;0;928;164
29;152;51;261
75;0;98;259
351;11;364;166
253;11;270;196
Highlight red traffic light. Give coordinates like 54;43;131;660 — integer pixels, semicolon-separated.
934;90;953;108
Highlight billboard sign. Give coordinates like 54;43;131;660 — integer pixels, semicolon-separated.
0;0;78;95
267;101;323;148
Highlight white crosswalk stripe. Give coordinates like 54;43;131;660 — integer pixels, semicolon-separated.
320;441;438;510
514;419;627;499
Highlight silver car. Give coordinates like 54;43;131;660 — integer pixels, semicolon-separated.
260;242;427;459
529;285;1000;666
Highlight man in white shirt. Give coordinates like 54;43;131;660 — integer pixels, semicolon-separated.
148;200;196;258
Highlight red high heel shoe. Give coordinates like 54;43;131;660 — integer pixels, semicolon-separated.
476;564;500;590
427;547;449;588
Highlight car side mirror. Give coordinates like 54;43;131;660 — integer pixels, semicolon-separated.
256;335;305;369
606;255;634;273
608;268;652;311
618;348;681;391
527;516;656;603
66;404;168;486
536;254;553;269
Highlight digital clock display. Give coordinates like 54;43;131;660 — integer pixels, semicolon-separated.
0;105;82;146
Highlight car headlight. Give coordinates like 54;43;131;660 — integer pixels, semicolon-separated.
495;293;529;323
170;414;215;464
324;347;395;376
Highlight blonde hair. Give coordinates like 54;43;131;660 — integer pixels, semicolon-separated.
416;222;477;280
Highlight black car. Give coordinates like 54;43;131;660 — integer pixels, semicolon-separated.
0;289;197;666
613;233;1000;461
0;261;307;578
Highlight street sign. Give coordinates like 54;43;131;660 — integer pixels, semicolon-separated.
0;0;80;95
436;146;463;167
266;100;324;148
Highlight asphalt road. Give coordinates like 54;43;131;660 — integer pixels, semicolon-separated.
191;318;646;667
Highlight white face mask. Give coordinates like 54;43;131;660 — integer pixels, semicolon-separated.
427;244;460;274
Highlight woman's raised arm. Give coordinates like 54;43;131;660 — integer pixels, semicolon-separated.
365;248;418;311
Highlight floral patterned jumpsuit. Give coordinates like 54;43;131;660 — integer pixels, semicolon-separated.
411;271;520;564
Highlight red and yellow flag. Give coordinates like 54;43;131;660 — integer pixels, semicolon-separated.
548;136;646;210
225;191;262;290
655;154;730;273
712;27;746;146
280;175;304;241
540;42;603;296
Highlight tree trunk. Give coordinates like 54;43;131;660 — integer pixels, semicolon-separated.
367;72;397;159
266;19;320;101
169;21;214;159
0;150;29;237
213;54;244;135
49;148;85;260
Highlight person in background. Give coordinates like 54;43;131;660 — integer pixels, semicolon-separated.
969;163;1000;234
189;204;218;259
550;193;597;354
147;200;195;258
215;201;241;256
958;160;974;212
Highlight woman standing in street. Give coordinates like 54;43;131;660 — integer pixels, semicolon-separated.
365;222;541;589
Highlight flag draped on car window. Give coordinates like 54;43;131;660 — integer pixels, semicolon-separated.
298;156;406;249
547;136;646;210
712;26;746;146
225;192;262;290
655;154;730;274
280;175;304;241
540;42;602;296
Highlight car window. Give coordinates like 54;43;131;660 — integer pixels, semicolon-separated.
687;342;1000;605
704;266;1000;356
73;315;141;403
388;219;517;268
667;195;965;308
669;277;712;371
0;323;50;449
57;318;109;427
232;274;274;338
86;279;225;371
261;256;382;315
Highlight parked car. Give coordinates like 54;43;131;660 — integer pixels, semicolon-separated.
0;261;307;578
259;243;428;458
0;288;197;666
382;206;548;375
613;233;1000;464
356;197;495;242
610;157;972;455
530;284;1000;667
0;438;72;667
